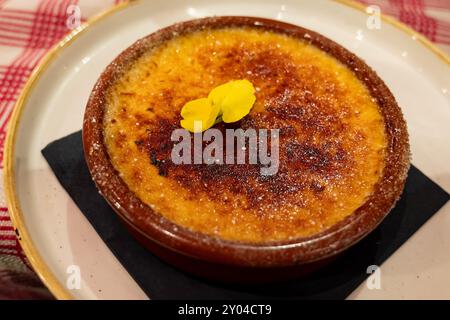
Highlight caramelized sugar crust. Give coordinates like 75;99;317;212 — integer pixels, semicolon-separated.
102;27;389;242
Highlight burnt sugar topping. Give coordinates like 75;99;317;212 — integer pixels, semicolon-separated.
84;17;409;246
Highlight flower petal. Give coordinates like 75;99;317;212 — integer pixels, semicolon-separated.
208;81;234;112
219;80;256;123
180;97;220;132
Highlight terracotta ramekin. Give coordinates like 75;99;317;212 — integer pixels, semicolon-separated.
82;16;410;282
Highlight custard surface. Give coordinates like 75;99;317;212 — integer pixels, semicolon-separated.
104;27;387;242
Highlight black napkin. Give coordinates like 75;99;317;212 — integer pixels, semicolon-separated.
42;131;449;299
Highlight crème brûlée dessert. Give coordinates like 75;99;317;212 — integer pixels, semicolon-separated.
83;17;409;268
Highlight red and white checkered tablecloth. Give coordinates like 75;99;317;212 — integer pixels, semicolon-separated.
0;0;449;300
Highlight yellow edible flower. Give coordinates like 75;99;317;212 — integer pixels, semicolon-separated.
180;79;256;132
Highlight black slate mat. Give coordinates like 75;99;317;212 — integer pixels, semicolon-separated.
42;131;449;299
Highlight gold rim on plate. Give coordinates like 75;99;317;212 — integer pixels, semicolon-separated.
3;0;449;300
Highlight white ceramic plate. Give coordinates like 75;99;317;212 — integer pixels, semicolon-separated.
4;0;450;300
